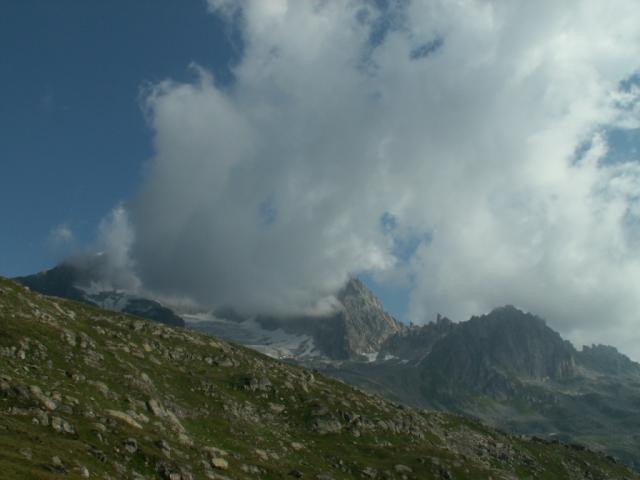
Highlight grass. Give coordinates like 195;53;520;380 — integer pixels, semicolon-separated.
0;277;637;480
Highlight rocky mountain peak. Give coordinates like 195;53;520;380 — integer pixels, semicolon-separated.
254;277;405;360
429;305;577;383
336;277;404;356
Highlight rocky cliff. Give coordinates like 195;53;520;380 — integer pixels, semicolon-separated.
318;306;640;469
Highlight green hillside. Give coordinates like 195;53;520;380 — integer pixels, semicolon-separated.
0;277;636;480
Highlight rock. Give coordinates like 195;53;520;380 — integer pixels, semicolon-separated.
29;385;57;410
106;410;143;429
288;469;304;478
178;432;194;447
205;472;232;480
241;464;262;474
124;437;138;454
61;329;76;347
147;398;166;417
255;449;269;461
90;381;111;397
113;462;127;475
90;447;108;463
93;422;107;432
313;418;343;434
51;416;75;434
394;464;412;473
315;473;335;480
291;442;304;451
34;409;49;426
244;375;272;392
362;466;378;478
211;457;229;470
19;448;32;460
156;439;171;450
269;402;286;413
203;446;228;458
77;465;90;478
52;456;64;468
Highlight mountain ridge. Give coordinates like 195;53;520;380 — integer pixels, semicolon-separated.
3;276;636;479
14;264;640;469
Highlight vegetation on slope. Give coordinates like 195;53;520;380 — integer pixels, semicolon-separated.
0;277;636;479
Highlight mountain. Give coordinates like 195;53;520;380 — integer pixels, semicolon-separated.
153;277;403;362
1;276;636;480
15;264;185;328
15;266;400;360
15;263;640;469
316;306;640;469
250;278;404;360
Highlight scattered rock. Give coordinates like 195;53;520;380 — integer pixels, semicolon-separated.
29;385;57;410
211;457;229;470
106;410;143;429
61;329;77;347
313;418;342;434
269;402;286;413
19;448;32;460
255;449;269;461
203;446;228;458
51;415;75;434
147;398;166;416
124;437;138;454
52;456;65;470
315;473;335;480
77;465;90;478
362;466;378;478
394;464;413;473
240;464;262;474
244;375;272;392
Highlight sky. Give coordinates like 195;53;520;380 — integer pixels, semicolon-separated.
3;1;640;359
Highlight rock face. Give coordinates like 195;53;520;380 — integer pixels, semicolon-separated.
417;306;577;393
14;265;640;469
256;278;404;360
0;276;636;480
317;306;640;470
337;278;405;356
577;343;640;375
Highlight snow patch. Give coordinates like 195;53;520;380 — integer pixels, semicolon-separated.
184;315;322;360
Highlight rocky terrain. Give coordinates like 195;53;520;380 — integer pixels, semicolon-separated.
1;277;637;479
15;264;640;472
250;278;404;360
316;307;640;470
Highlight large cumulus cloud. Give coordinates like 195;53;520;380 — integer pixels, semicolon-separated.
101;1;640;357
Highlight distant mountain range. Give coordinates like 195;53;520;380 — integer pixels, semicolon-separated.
15;263;640;469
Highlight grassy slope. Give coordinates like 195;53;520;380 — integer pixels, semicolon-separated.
0;277;636;480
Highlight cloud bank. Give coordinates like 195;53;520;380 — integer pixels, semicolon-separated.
100;1;640;356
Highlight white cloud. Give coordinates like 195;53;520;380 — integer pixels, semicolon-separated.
49;223;74;247
101;1;640;357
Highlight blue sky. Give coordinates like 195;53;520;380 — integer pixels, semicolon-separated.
0;0;236;274
0;0;408;317
0;0;411;317
2;1;640;346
